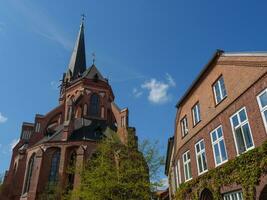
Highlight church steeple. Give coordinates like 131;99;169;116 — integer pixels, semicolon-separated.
67;16;86;79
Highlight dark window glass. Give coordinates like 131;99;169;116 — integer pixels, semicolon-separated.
49;150;60;183
67;151;77;191
89;94;100;117
23;154;35;194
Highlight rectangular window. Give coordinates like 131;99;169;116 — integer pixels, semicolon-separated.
257;88;267;133
213;76;227;104
192;103;201;126
223;190;243;200
181;116;189;137
183;151;192;181
230;107;254;155
210;126;228;166
195;139;208;175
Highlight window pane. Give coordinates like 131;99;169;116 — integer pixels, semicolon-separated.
214;143;221;164
264;110;267;123
217;127;223;138
202;153;207;170
259;91;267;108
197;104;201;121
196;144;200;153
235;127;246;154
220;77;227;98
219;140;227;161
194;107;198;123
232;115;239;127
200;141;204;150
239;109;247;123
214;83;221;102
242;123;253;148
197;155;203;172
188;162;192;178
212;131;217;142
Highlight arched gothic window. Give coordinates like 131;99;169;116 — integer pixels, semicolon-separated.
49;150;61;183
67;151;77;190
23;153;35;194
89;94;100;117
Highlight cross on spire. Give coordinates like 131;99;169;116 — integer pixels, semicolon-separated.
92;52;96;65
81;14;86;22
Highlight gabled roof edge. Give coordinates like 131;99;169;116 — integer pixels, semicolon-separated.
175;49;224;108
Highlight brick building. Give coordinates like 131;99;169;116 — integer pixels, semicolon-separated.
165;50;267;199
0;18;134;200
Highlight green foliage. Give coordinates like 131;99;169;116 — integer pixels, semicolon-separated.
37;183;63;200
72;130;151;200
139;139;165;191
175;141;267;200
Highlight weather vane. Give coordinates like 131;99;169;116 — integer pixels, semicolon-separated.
92;52;96;65
81;14;86;22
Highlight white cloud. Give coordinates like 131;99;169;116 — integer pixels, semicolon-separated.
10;138;19;151
141;73;176;104
132;88;143;98
166;73;176;87
0;113;7;123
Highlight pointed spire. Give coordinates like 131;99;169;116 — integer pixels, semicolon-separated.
68;16;87;79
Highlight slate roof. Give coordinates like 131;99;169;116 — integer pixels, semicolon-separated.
35;118;116;145
68;19;86;79
82;64;107;83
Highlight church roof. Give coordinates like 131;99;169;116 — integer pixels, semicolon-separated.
35;118;116;145
82;64;107;82
67;18;86;79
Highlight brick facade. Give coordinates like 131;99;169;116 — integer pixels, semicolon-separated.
166;50;267;199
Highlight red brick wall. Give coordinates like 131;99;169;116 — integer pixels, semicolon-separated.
175;72;267;183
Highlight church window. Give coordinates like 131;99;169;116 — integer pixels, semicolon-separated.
49;150;61;183
89;93;100;117
67;151;77;191
23;154;35;194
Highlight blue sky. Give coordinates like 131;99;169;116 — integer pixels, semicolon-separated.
1;0;267;181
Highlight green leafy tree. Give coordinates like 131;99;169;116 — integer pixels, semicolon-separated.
72;130;151;200
139;139;165;191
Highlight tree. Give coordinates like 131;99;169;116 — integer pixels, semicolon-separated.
72;130;151;200
139;139;165;191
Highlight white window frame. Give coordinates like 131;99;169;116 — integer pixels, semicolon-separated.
195;139;208;175
223;190;243;200
174;159;181;188
257;88;267;133
210;125;228;167
183;150;192;182
192;103;201;126
230;107;255;156
213;76;227;104
181;116;189;137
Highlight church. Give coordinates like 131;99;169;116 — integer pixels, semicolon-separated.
0;18;133;200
